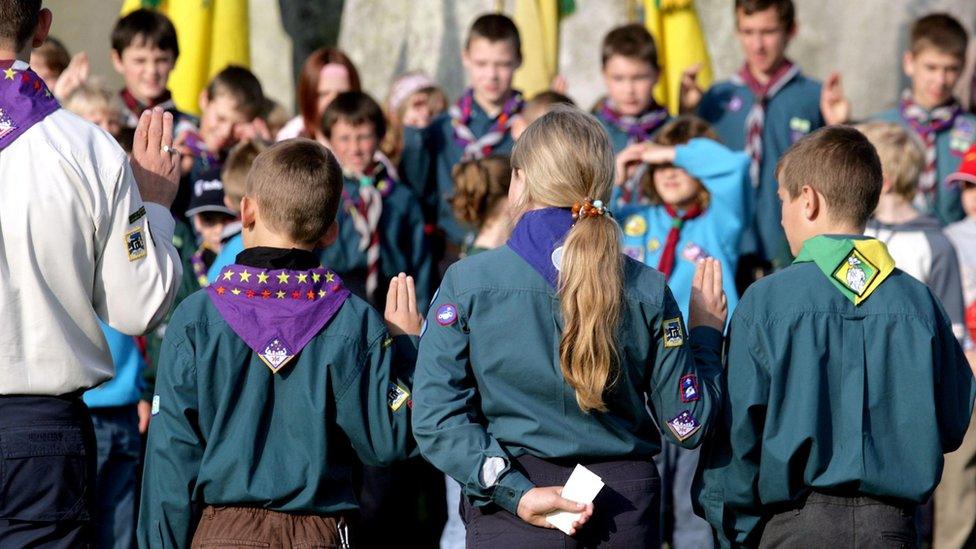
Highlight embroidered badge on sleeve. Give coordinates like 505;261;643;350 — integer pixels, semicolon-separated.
125;227;147;261
128;206;147;224
667;410;701;441
150;395;160;416
388;382;410;411
436;303;458;326
663;317;684;348
679;374;700;403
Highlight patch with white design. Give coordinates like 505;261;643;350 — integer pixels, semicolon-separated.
258;337;294;373
436;303;458;326
388;383;410;411
679;374;700;403
667;410;701;441
151;395;160;416
125;227;147;261
663;317;684;348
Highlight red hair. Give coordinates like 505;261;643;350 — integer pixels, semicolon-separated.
296;48;362;138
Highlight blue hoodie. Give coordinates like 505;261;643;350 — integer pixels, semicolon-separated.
83;320;146;408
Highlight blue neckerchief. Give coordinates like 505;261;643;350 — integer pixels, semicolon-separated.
506;207;574;288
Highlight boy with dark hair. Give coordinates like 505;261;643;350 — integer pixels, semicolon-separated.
402;13;523;256
873;13;976;225
138;139;422;547
695;126;975;547
111;8;195;134
320;91;432;310
681;0;848;279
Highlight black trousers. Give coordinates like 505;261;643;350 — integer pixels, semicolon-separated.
760;491;918;549
462;455;661;548
0;394;97;548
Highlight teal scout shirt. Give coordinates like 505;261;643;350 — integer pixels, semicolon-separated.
319;174;433;309
694;236;976;547
698;72;824;268
412;246;724;516
138;252;418;548
873;108;976;224
595;111;672;154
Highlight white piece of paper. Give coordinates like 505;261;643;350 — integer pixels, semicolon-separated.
545;464;605;535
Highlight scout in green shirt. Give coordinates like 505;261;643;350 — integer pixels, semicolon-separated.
413;107;728;547
694;127;976;548
137;139;424;549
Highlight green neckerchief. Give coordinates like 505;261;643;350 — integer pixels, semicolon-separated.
793;235;896;305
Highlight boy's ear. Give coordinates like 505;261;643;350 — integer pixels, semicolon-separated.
801;184;820;221
110;49;124;74
316;221;339;249
902;51;915;78
787;21;798;41
240;196;256;228
199;89;210;114
880;177;894;194
31;9;53;49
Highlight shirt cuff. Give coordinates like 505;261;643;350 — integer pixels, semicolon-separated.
689;326;723;351
490;464;535;515
392;334;419;384
144;203;176;246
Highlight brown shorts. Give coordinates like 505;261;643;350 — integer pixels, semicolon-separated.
191;505;350;548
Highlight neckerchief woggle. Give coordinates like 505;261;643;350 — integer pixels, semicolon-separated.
0;60;59;151
208;264;350;373
507;207;575;289
793;235;895;305
450;88;524;161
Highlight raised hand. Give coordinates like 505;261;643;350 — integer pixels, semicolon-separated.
52;51;89;100
614;143;647;186
130;107;180;207
820;71;851;126
384;273;424;336
639;143;677;166
516;486;594;535
689;258;728;331
679;63;704;114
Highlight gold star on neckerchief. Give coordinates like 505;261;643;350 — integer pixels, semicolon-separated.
312;273;321;283
231;288;241;295
257;272;269;284
277;272;290;284
296;273;309;284
325;272;335;282
276;290;286;299
222;270;234;281
238;269;251;282
3;68;14;80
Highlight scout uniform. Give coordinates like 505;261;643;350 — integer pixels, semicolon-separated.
695;235;976;547
873;94;976;224
400;88;523;246
698;61;825;270
615;137;750;322
594;97;671;207
138;247;417;548
319;160;432;309
413;207;724;547
0;59;181;547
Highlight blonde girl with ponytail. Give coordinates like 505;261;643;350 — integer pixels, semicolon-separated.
413;106;728;547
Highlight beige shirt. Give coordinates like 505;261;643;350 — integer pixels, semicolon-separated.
0;96;181;395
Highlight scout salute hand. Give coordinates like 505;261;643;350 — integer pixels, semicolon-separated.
516;486;594;535
820;71;851;125
384;273;424;336
689;258;728;331
130;107;181;207
679;62;704;114
613;143;647;185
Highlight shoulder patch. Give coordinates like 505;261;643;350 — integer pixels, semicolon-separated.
832;248;878;296
663;317;684;348
150;395;160;416
388;383;410;411
436;303;458;326
667;410;701;441
128;206;147;224
679;374;700;403
125;227;147;261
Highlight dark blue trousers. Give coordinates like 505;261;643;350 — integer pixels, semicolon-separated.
0;394;97;548
461;455;661;548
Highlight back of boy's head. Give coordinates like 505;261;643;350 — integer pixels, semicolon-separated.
909;13;968;60
451;155;511;226
35;37;70;75
246;139;342;245
223;139;269;209
523;91;575;124
467;13;522;61
854;122;924;201
601;24;659;71
0;0;41;51
207;65;265;120
320;91;387;141
111;8;179;58
64;80;124;119
777;126;883;228
734;0;795;29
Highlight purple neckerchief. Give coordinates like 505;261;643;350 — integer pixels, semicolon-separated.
506;207;574;289
0;60;60;151
598;98;669;143
207;264;351;373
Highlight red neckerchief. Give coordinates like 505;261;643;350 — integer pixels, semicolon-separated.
658;203;704;279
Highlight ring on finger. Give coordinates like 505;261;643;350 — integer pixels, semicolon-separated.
161;144;180;155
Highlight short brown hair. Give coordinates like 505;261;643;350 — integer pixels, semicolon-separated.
320;91;387;141
222;139;269;210
523;90;575;125
735;0;795;30
854;122;924;201
111;9;179;58
0;0;41;51
601;24;659;71
776;126;883;227
641;116;718;205
206;65;265;121
34;37;71;77
245;139;342;245
909;13;968;60
466;13;522;61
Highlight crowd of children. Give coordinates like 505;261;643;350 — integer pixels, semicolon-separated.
10;0;976;547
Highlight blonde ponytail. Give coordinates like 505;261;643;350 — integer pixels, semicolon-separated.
510;105;622;412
